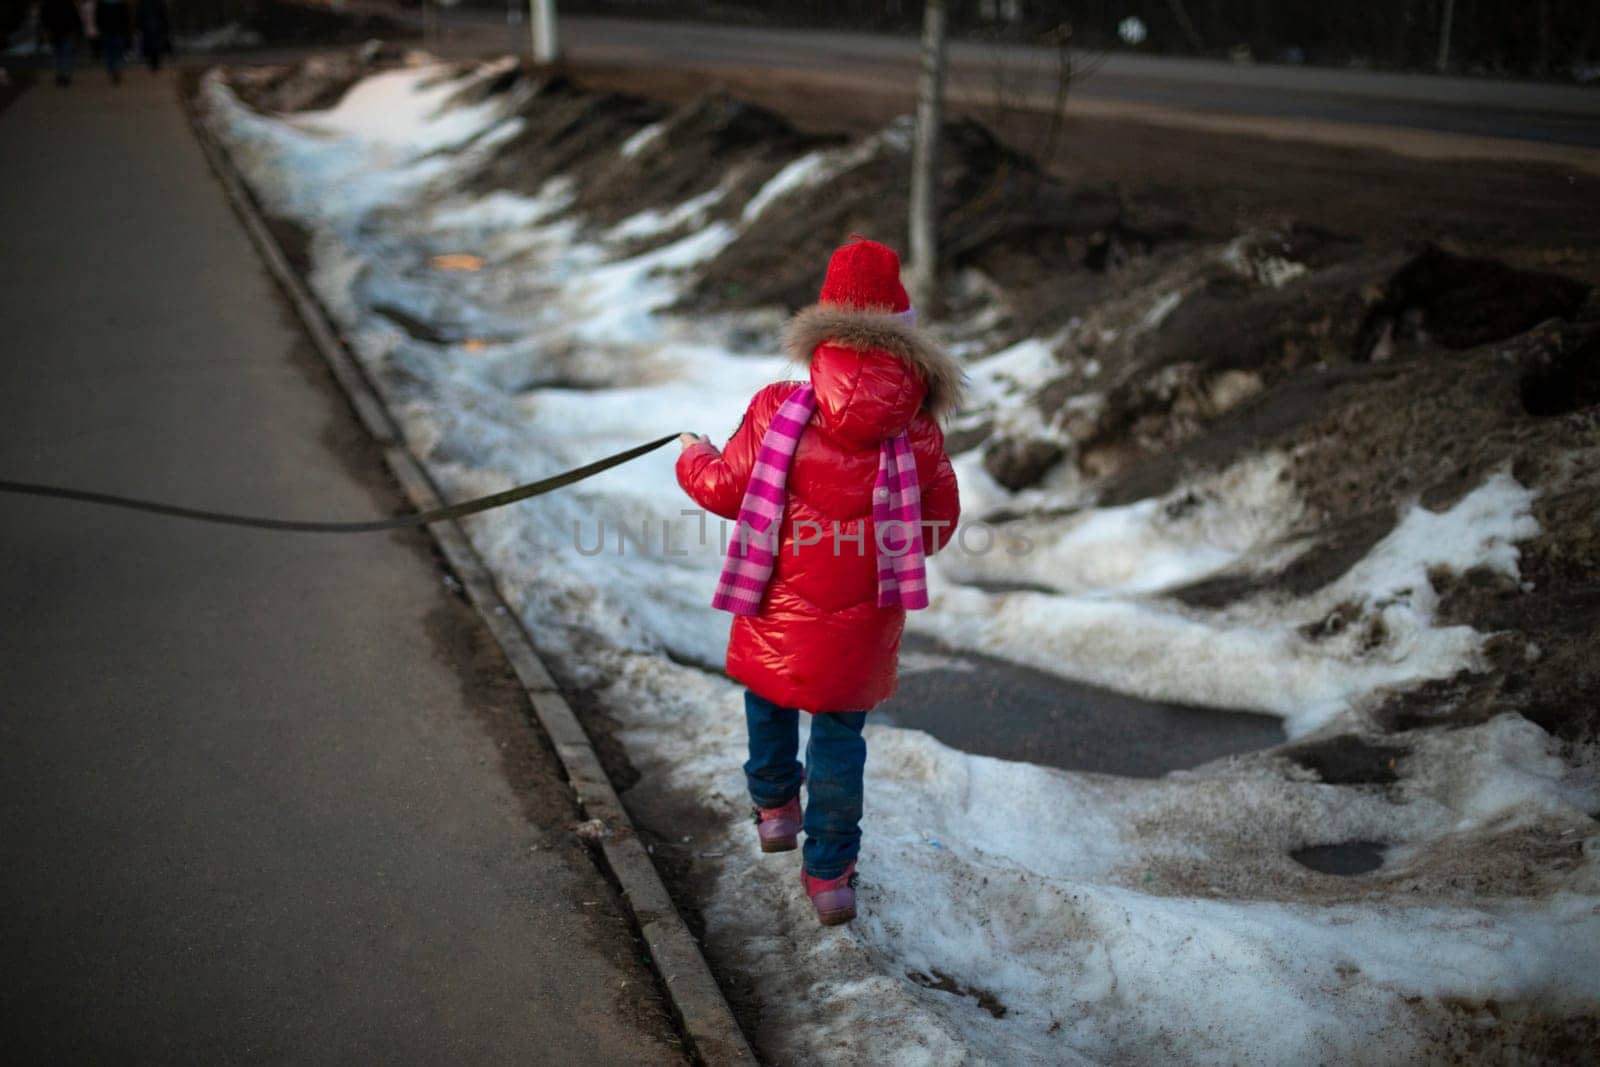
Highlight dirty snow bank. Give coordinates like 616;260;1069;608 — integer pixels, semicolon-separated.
201;60;1600;1063
599;653;1600;1065
924;469;1541;737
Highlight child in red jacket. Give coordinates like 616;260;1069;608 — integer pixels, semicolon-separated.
677;238;961;924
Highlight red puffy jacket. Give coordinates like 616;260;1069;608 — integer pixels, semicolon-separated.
677;304;962;712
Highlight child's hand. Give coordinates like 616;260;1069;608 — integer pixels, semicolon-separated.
679;432;709;450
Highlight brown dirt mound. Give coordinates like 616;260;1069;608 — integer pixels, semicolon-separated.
1067;249;1402;494
1356;245;1593;360
466;75;671;203
972;232;1599;740
222;49;399;114
1284;308;1600;741
465;81;839;251
573;90;833;228
987;243;1594;503
974;229;1401;493
689;117;1123;317
1521;322;1600;416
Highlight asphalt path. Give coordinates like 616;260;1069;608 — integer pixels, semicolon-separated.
0;69;682;1064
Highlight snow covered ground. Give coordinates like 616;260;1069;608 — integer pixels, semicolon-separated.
201;61;1600;1063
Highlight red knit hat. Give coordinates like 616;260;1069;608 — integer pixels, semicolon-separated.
818;236;911;313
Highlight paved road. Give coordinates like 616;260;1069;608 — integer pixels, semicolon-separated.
559;15;1600;147
397;5;1600;147
0;72;682;1064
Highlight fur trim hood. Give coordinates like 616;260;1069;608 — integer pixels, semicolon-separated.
782;304;964;419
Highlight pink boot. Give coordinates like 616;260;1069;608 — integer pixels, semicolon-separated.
753;796;801;853
802;863;858;926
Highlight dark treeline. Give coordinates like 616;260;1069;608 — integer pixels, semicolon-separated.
0;0;255;41
0;0;412;48
551;0;1600;80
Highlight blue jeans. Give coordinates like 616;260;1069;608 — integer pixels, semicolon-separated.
102;33;126;78
743;689;866;880
52;37;76;83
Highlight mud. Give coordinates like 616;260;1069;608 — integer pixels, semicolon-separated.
691;115;1124;323
467;76;668;202
1141;811;1591;907
1287;307;1600;742
584;90;828;226
1281;734;1409;785
1171;509;1397;607
906;970;1009;1020
1405;998;1600;1067
1357;244;1592;357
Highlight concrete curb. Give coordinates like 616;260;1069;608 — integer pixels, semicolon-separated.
182;79;756;1067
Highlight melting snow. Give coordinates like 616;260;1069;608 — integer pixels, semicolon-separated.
742;131;892;225
606;183;731;242
619;120;665;159
1139;289;1185;331
922;469;1541;738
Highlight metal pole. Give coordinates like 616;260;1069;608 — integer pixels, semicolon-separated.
1164;0;1206;54
908;0;947;316
530;0;560;63
1436;0;1455;71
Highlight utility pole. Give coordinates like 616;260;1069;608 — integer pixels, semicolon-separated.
908;0;948;316
530;0;560;63
1164;0;1206;54
1436;0;1455;71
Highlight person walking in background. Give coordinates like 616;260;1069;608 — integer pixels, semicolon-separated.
77;0;96;50
39;0;83;86
92;0;127;82
677;237;962;926
135;0;168;72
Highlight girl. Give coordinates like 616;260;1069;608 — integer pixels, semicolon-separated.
676;237;961;925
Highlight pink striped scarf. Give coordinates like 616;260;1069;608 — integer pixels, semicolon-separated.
712;383;929;616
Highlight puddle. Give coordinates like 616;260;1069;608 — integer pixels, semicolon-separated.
1283;734;1408;784
1291;840;1389;876
878;637;1286;778
963;578;1061;596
